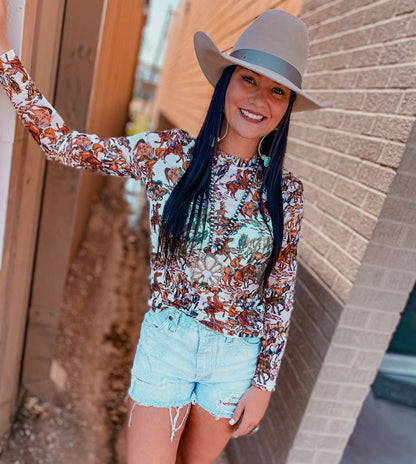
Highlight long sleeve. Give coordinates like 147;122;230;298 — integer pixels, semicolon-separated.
252;175;304;391
0;49;190;183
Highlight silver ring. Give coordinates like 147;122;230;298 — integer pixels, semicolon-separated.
248;425;260;435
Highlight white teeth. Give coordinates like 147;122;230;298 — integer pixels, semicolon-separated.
241;109;263;120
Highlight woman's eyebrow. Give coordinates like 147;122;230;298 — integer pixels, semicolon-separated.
246;69;260;76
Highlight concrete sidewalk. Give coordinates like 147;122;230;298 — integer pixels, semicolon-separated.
341;389;416;464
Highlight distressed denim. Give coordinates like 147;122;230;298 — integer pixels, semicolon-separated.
128;306;261;440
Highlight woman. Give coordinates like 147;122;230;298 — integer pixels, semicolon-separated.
0;5;330;463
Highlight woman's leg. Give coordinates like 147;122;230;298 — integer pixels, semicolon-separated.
176;403;234;464
127;398;191;464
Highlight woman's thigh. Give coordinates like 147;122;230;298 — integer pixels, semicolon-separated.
176;403;233;464
127;398;191;464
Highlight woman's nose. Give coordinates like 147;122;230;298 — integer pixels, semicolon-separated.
248;87;267;105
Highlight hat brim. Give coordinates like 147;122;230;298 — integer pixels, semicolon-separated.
194;31;333;112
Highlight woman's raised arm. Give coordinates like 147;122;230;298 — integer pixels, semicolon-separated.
0;1;192;182
0;48;159;180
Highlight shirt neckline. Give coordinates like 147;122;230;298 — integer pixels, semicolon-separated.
214;149;258;168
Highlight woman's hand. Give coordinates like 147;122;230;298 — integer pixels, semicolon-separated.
229;385;272;438
0;0;12;54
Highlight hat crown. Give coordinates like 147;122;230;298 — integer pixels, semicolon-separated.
232;9;309;77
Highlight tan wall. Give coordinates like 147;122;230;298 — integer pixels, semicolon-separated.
0;0;66;438
154;1;416;463
1;0;148;438
21;0;148;399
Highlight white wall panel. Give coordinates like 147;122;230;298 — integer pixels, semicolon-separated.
0;0;25;267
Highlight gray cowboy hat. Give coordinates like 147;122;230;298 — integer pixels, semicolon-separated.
194;9;333;112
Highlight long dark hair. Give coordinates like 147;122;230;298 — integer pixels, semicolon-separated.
159;65;296;290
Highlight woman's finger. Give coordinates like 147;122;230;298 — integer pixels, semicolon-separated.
229;399;245;427
232;416;256;437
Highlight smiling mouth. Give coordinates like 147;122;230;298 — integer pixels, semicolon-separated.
240;108;265;122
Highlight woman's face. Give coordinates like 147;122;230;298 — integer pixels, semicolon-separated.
223;66;291;147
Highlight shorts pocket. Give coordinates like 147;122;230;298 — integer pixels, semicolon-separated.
142;309;173;331
240;336;261;346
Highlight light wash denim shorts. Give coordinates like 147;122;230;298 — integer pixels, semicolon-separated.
128;306;261;423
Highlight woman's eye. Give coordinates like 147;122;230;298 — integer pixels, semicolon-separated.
272;87;285;95
242;75;256;85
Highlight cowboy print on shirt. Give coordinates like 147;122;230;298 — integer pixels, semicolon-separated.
0;50;304;392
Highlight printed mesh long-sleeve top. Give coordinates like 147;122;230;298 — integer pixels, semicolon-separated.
0;50;304;392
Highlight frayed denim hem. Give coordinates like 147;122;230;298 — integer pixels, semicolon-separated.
127;396;191;443
190;394;235;421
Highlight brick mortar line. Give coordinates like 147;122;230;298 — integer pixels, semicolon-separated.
297;255;346;304
294;293;334;344
341;309;407;322
302;220;364;264
321;364;381;375
289;138;406;172
289;137;364;160
291;444;353;452
297;428;364;437
297;110;414;122
305;0;408;30
300;1;341;21
288;134;406;167
295;266;342;321
289;137;396;166
292;118;413;135
294;411;368;426
339;321;404;334
336;320;404;334
302;208;372;257
294;281;339;334
346;303;413;315
299;241;356;288
290;150;400;187
309;19;416;47
297;157;395;196
302;223;369;268
289;135;397;163
325;353;385;365
289;448;336;456
313;368;380;378
271;388;299;431
302;185;378;214
289;312;330;367
297;88;416;97
347;284;416;297
292;444;351;452
305;62;416;76
283;351;316;397
308;44;416;62
308;65;416;77
295;294;339;330
314;373;379;386
289;131;405;150
355;262;416;273
298;111;414;123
